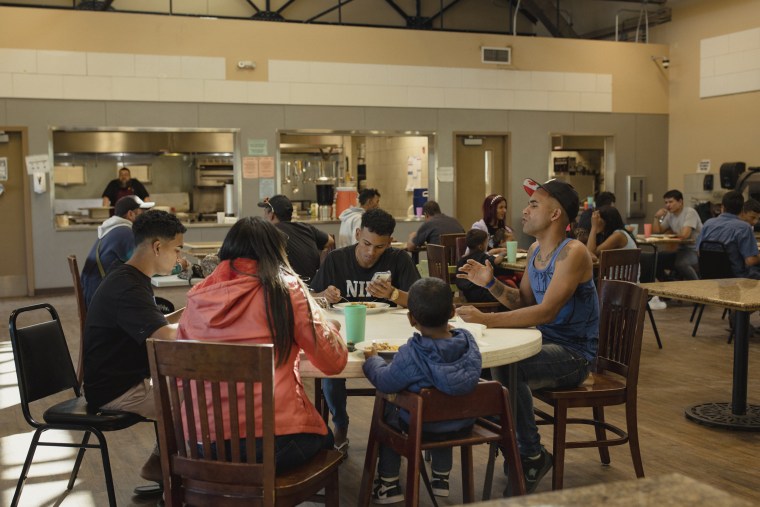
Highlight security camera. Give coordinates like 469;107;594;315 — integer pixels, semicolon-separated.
662;58;670;69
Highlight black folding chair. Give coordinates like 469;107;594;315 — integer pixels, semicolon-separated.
692;241;735;339
9;303;150;507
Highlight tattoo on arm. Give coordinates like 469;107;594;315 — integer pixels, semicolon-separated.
490;281;521;308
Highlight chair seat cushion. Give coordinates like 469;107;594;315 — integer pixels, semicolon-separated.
43;396;145;430
534;372;627;401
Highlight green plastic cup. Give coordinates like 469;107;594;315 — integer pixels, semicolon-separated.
343;304;367;346
506;241;518;263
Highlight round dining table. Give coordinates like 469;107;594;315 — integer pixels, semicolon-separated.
299;307;543;420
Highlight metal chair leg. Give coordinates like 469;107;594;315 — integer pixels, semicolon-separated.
646;304;663;349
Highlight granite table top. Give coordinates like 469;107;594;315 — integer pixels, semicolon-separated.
640;278;760;311
470;473;752;507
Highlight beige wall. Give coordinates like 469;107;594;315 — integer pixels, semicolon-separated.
0;6;667;114
653;0;760;190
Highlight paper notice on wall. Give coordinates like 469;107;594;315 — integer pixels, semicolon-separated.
26;154;51;175
259;178;275;200
258;157;275;178
0;157;7;181
698;160;710;173
242;157;259;179
437;166;454;183
248;139;268;156
406;156;422;191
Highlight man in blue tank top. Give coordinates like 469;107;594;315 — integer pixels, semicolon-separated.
457;178;599;494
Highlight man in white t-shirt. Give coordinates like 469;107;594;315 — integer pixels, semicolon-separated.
337;188;381;248
652;189;703;281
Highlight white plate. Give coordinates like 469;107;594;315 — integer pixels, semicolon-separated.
332;302;391;314
515;252;528;259
354;339;408;359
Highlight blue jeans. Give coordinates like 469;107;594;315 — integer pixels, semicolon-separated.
322;378;349;430
378;406;455;477
492;343;590;458
199;431;334;473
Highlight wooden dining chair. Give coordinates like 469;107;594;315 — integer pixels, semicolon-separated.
439;233;466;266
428;244;501;313
455;236;467;261
599;247;662;349
67;254;87;387
597;248;641;286
532;279;648;490
358;381;526;507
147;339;342;507
427;243;455;286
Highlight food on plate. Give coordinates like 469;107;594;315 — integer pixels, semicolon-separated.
372;341;400;352
348;302;377;309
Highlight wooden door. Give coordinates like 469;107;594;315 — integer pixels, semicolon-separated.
455;134;509;231
0;128;33;296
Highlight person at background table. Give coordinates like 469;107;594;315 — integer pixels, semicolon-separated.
363;278;481;503
472;193;515;255
337;188;381;248
176;216;347;470
406;200;464;252
81;195;155;308
573;191;616;245
310;208;421;455
83;210;186;485
584;205;637;262
101;167;151;213
456;178;598;494
259;194;334;283
697;190;760;279
739;198;760;228
652;189;702;281
455;229;510;307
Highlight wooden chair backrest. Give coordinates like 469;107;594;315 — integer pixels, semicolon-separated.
426;244;449;283
596;280;648;387
439;233;465;265
455;236;467;261
148;339;277;506
67;255;87;387
598;248;641;286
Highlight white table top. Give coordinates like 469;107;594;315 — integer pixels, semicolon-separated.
150;274;202;287
299;308;542;378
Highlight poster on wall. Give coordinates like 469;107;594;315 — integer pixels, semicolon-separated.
0;157;8;181
406;156;422;191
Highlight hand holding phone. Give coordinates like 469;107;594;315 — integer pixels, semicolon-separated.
371;271;391;283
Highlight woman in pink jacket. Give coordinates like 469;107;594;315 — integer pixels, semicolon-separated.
177;216;348;471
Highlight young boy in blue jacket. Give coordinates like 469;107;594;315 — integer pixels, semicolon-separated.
363;277;482;504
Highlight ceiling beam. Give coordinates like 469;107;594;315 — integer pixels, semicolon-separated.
518;0;578;38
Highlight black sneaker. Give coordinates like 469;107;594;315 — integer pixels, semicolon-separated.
431;470;450;497
522;447;553;493
372;476;404;504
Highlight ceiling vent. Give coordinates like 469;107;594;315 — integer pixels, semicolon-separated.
481;46;512;65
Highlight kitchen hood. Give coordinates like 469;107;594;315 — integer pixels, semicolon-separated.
53;129;235;155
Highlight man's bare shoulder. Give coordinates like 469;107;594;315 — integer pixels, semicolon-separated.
557;238;593;265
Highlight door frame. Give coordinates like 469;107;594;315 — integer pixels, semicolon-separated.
453;131;511;226
2;126;34;295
